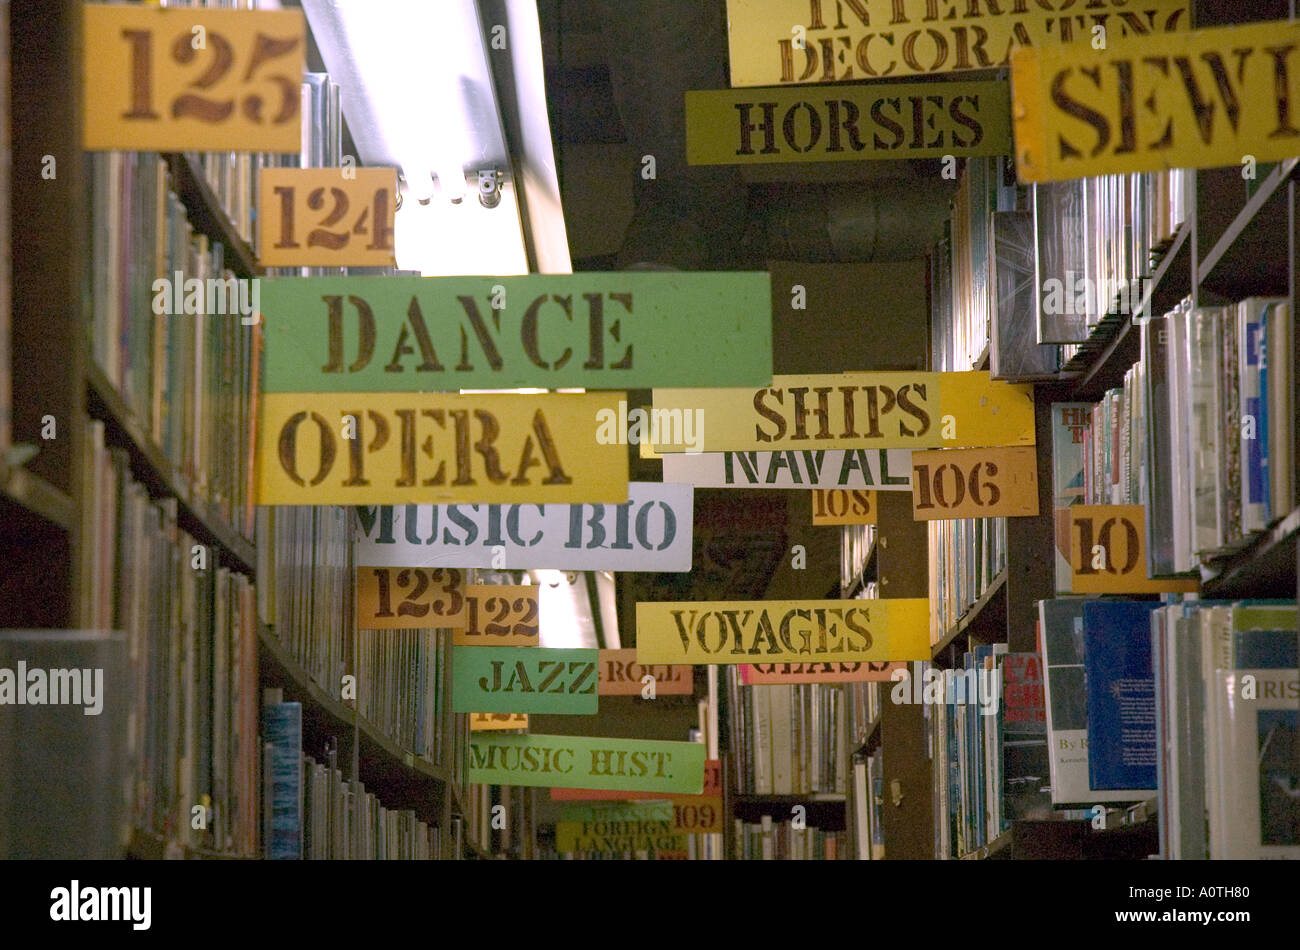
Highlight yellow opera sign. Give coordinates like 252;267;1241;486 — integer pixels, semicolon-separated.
258;168;397;268
1012;17;1300;182
684;80;1010;164
470;712;529;732
652;372;1034;453
811;489;876;526
1068;505;1197;594
635;599;930;665
724;0;1189;86
256;392;629;505
83;5;305;151
910;446;1039;520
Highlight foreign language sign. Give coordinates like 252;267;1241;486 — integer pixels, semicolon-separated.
635;599;930;665
257;168;397;268
811;489;876;525
550;759;722;802
739;661;902;684
1068;505;1198;594
554;819;688;854
468;734;707;793
910;446;1039;520
1012;17;1299;182
451;647;598;715
561;801;673;824
560;798;724;835
469;712;529;732
260;274;772;391
652;372;1034;453
723;0;1190;86
662;449;912;490
352;483;693;572
685;80;1009;164
83;5;305;151
256;391;628;505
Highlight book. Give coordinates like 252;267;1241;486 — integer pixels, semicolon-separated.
1000;652;1053;824
263;700;302;860
1082;601;1159;794
1049;403;1091;592
989;210;1058;381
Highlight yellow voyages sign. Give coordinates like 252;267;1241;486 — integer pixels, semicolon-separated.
1012;18;1300;182
84;5;305;152
723;0;1189;86
256;392;629;505
652;372;1034;453
684;80;1009;164
1068;505;1198;594
258;168;397;268
635;599;930;665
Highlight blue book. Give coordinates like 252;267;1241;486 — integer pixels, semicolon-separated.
945;670;962;854
1083;601;1160;792
264;702;302;860
973;644;995;845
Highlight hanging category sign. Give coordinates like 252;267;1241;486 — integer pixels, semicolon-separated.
662;449;912;490
257;168;397;268
554;819;688;854
470;712;529;732
910;446;1039;520
561;801;673;824
351;482;693;572
722;0;1190;86
468;734;707;793
1012;17;1300;182
255;391;629;505
451;647;598;715
811;489;876;525
685;80;1010;164
83;5;305;151
739;661;902;684
652;371;1034;453
1068;505;1198;594
550;759;722;801
635;598;930;665
355;566;467;629
597;649;694;696
451;586;540;647
259;273;772;391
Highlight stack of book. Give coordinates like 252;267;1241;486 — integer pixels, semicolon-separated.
840;522;875;594
87;421;260;857
732;816;847;860
927;517;1006;645
722;673;849;797
354;628;448;764
851;752;885;860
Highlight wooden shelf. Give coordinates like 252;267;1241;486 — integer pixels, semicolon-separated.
85;362;256;577
0;459;74;530
162;153;263;279
1198;158;1298;300
958;827;1012;861
1065;223;1190;401
931;569;1007;666
1200;505;1300;600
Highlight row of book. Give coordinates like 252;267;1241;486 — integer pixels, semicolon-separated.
87;421;260;857
355;628;449;765
840;522;875;594
845;680;882;750
88;151;261;537
927;517;1006;644
850;752;885;860
722;673;849;796
929;652;1053;859
732;817;847;860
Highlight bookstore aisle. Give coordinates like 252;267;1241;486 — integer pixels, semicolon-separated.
0;0;1296;930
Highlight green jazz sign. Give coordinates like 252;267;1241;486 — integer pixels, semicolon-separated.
260;274;773;391
467;734;706;793
452;646;599;715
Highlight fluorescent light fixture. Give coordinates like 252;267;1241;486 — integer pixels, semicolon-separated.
532;570;595;649
394;175;527;276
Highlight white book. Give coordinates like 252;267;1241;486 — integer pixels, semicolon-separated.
1168;303;1192;572
752;685;772;795
770;685;792;796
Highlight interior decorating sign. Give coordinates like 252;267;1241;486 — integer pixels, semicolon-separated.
256;391;629;505
635;598;930;664
260;274;772;391
352;482;693;571
662;449;912;489
1012;17;1300;182
723;0;1190;85
83;5;305;151
685;80;1009;164
652;372;1034;452
468;734;707;793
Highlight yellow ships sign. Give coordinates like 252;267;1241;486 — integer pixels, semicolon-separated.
723;0;1190;85
1013;18;1300;182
